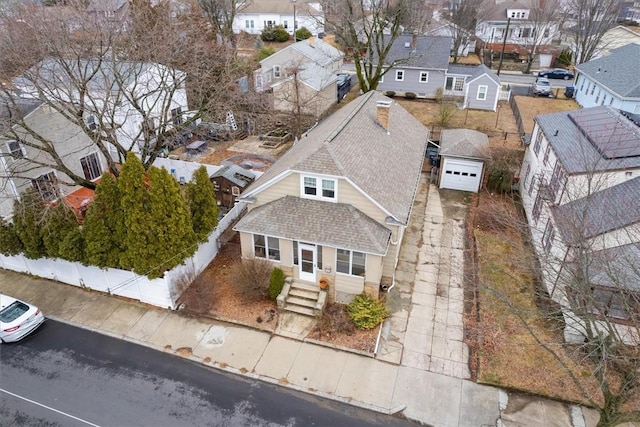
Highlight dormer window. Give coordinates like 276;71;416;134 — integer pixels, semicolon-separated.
301;175;337;201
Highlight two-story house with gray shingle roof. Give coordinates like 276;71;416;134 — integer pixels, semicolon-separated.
574;43;640;114
519;106;640;343
376;35;506;111
233;92;428;311
255;37;343;117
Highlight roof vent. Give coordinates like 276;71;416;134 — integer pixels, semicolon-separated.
404;42;411;48
554;130;559;136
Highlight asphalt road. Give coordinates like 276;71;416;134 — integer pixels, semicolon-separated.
0;320;415;427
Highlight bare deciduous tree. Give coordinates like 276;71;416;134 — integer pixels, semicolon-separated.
565;0;621;64
197;0;251;50
322;0;415;92
448;0;482;64
517;0;561;73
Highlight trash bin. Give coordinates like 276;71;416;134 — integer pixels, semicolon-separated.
564;86;575;98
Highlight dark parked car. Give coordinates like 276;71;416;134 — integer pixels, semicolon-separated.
538;68;574;80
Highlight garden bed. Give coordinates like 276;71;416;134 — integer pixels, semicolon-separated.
260;129;292;148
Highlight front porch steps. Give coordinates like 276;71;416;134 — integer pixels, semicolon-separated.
277;279;327;317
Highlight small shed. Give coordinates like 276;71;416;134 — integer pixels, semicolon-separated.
438;129;491;193
210;165;256;209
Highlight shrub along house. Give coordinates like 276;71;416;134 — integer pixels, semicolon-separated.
233;92;428;313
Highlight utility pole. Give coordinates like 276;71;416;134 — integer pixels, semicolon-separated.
292;0;297;42
497;17;511;76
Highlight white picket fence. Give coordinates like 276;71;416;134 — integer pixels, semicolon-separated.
0;202;247;309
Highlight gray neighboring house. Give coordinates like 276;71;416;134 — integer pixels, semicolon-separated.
87;0;130;32
437;129;491;193
376;35;506;111
574;43;640;114
519;106;640;343
233;91;428;310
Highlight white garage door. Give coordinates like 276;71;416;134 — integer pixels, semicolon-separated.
440;158;483;192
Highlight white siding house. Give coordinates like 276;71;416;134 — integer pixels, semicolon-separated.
519;106;640;344
233;0;324;36
574;43;640;114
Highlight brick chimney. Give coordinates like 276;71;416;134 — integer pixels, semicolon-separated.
376;100;392;131
308;36;315;47
411;33;418;52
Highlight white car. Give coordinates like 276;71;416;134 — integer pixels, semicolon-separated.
0;294;45;343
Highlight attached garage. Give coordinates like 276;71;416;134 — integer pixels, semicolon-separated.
438;129;491;193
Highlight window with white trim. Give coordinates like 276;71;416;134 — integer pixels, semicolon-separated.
419;71;428;83
273;65;281;78
301;175;337;201
253;234;280;261
395;70;404;81
6;140;25;160
476;85;488;101
80;152;102;181
32;171;58;201
245;20;254;29
533;129;543;156
336;248;366;276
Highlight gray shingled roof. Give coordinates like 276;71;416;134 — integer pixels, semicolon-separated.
290;38;343;68
210;165;255;188
439;129;491;160
535;106;640;174
574;43;640;99
235;196;392;254
243;91;428;225
13;58;164;96
446;64;501;86
587;243;640;292
480;0;537;21
379;35;451;69
241;0;321;15
551;176;640;244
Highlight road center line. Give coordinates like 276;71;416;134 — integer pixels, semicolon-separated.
0;388;101;427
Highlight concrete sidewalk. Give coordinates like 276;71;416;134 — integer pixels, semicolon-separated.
0;174;601;427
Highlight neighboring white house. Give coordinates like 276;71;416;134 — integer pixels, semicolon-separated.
573;43;640;114
255;37;343;117
594;25;640;58
12;58;190;161
475;0;559;47
0;100;111;219
519;106;640;344
233;0;324;36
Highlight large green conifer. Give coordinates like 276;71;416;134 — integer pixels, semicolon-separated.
13;189;47;259
83;173;125;268
41;201;79;259
186;165;218;241
0;217;24;256
146;166;197;278
118;152;155;273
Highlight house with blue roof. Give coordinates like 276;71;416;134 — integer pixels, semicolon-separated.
519;105;640;344
375;35;507;111
573;43;640;114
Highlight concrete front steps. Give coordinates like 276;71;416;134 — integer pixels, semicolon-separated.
277;280;327;317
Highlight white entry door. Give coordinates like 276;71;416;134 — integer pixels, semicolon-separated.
299;243;316;283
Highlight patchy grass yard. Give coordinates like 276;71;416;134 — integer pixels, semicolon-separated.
513;96;579;134
468;192;601;405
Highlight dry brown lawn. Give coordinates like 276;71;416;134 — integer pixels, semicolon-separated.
395;98;522;148
513;96;579;134
468;193;604;405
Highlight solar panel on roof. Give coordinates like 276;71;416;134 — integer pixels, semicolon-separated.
568;108;640;159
